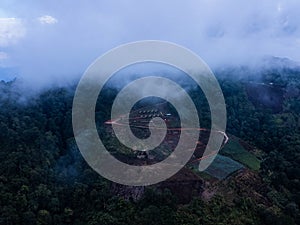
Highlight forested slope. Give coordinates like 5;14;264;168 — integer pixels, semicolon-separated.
0;64;300;224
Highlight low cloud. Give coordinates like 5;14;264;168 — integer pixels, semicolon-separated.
0;0;299;89
0;17;25;47
38;15;58;25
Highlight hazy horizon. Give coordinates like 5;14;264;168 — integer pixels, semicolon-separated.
1;0;300;87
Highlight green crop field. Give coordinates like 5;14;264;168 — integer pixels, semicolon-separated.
204;155;244;180
220;138;261;171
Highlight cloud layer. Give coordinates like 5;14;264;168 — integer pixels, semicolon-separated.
0;0;299;87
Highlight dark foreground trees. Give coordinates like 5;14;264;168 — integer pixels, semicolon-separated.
0;66;300;225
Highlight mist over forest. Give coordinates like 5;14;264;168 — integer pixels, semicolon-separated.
1;1;300;225
1;0;300;87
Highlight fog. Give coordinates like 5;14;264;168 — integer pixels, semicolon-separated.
0;0;300;88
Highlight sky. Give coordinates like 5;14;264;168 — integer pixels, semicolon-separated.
0;0;300;87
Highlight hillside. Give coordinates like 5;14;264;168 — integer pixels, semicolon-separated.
0;63;300;225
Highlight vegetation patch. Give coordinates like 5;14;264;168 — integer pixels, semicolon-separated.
220;138;261;171
204;155;244;180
